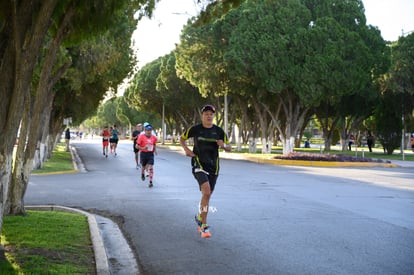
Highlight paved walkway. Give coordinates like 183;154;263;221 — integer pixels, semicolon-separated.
389;159;414;168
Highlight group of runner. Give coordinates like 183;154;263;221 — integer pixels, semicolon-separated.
101;125;120;158
100;105;232;238
100;122;157;188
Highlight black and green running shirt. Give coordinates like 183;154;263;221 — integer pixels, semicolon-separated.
181;124;229;175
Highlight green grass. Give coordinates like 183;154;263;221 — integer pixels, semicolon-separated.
0;210;95;274
31;144;75;174
2;144;94;274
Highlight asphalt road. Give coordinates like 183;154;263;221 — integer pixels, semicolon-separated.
26;139;414;274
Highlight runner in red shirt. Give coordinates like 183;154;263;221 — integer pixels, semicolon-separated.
137;124;157;187
101;126;111;158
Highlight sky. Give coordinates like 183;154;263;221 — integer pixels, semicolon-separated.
131;0;414;68
132;0;200;68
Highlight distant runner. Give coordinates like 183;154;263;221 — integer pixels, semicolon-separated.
101;126;111;158
137;124;157;188
131;123;143;168
110;124;120;156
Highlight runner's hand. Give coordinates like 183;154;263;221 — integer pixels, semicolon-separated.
184;148;195;157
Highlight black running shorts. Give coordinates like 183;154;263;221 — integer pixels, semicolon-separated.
140;151;154;166
193;170;218;192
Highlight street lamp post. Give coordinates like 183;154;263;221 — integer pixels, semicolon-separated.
162;103;165;145
401;113;405;160
224;94;228;136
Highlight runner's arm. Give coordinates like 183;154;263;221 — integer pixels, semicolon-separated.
180;136;195;157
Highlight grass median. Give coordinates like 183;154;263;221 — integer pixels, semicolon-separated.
0;211;95;274
31;143;76;175
1;143;95;274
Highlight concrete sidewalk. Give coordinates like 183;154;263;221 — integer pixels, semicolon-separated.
389;159;414;168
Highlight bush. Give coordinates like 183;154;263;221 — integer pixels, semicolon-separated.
274;152;389;163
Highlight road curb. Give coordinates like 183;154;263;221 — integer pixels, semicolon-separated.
25;205;110;275
70;146;87;173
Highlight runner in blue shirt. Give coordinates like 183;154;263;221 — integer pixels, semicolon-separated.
110;125;120;156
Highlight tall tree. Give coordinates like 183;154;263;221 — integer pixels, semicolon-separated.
388;33;414;121
0;0;59;231
222;0;314;154
304;0;389;150
125;57;169;131
0;0;156;237
6;9;141;215
157;52;207;133
176;3;249;145
375;33;414;154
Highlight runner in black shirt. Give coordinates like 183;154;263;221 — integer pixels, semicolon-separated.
180;104;231;238
131;123;143;169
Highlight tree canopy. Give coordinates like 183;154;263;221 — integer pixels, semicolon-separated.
0;0;158;237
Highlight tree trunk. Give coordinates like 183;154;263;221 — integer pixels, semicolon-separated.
266;138;273;154
0;0;58;237
322;121;338;152
33;101;53;169
324;135;333;151
6;90;31;215
282;105;308;155
6;4;72;215
251;99;269;154
0;156;13;228
282;136;295;155
7;156;32;215
263;92;309;156
338;115;366;152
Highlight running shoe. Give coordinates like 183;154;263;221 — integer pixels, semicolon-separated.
200;225;211;238
195;214;202;233
141;174;145;181
148;181;153;188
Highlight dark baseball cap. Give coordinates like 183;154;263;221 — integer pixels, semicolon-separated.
201;105;215;113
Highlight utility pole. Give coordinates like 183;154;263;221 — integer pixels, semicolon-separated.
162;103;165;145
224;94;228;135
402;113;405;160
